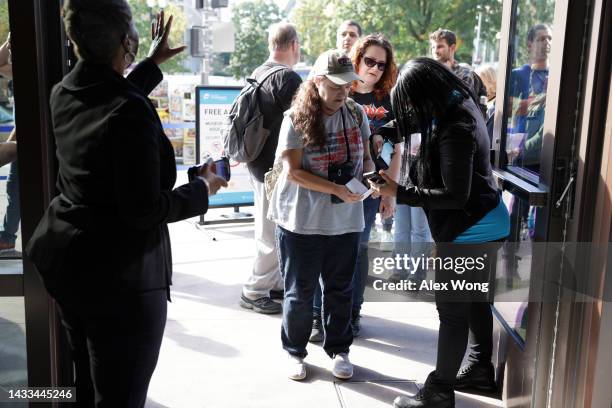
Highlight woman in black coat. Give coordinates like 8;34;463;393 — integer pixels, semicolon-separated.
26;1;226;406
370;58;509;408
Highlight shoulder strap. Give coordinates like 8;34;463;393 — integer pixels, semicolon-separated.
247;65;286;89
344;98;363;127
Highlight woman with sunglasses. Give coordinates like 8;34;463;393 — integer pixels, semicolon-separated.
308;34;401;342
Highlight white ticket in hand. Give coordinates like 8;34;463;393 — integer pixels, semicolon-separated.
345;177;373;201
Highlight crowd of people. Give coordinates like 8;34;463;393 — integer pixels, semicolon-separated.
21;0;554;407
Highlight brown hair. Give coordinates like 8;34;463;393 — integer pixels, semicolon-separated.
291;80;327;148
350;34;398;101
268;22;298;52
429;28;457;46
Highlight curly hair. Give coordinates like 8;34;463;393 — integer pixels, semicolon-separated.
291;80;327;148
350;34;398;101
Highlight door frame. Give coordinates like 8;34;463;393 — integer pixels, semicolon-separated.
8;0;70;404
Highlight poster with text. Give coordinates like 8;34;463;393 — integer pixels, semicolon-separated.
196;86;253;207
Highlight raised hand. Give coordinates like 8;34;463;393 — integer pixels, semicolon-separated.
148;10;187;66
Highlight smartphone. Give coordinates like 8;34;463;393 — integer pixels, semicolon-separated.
214;157;231;182
375;141;394;170
363;171;385;184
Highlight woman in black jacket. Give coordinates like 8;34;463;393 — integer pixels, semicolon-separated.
370;58;509;408
26;1;226;406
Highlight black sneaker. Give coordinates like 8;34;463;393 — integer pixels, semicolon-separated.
454;362;496;391
393;372;455;408
269;289;284;300
239;295;281;314
351;313;361;338
309;315;324;342
393;387;455;408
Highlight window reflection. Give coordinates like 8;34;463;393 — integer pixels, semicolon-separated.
494;191;534;341
505;0;555;179
0;11;20;260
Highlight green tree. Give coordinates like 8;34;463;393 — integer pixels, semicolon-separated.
0;0;10;46
292;0;503;66
289;0;344;63
130;0;189;73
228;0;283;79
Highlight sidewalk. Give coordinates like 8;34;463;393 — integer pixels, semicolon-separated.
146;208;504;408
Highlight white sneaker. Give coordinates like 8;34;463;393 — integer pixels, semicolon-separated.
331;353;353;379
287;353;306;380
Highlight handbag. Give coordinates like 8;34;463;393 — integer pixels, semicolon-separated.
264;159;283;200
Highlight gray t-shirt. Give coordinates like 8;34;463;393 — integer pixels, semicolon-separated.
268;104;371;235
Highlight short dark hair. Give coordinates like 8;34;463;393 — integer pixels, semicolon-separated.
527;23;551;44
63;0;134;64
429;28;457;46
339;20;362;37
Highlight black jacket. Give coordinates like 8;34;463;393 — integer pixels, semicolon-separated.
27;58;208;301
397;98;499;242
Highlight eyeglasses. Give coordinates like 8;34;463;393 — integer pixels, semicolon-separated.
363;56;386;72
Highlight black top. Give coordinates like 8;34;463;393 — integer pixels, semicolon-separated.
27;58;209;301
247;61;302;182
396;97;499;243
351;91;394;134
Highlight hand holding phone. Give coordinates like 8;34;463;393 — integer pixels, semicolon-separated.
363;170;385;185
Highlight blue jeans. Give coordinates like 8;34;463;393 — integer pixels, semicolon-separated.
312;196;379;317
277;226;359;358
393;204;432;279
0;161;20;245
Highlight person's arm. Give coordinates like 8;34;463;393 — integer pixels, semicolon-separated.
283;148;362;203
127;11;186;96
371;123;476;209
358;107;375;174
126;58;163;96
109;99;210;229
0;38;12;79
0;142;17;167
379;141;402;218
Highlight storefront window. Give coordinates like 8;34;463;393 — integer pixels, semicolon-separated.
494;192;534;342
0;0;21;264
504;0;555;180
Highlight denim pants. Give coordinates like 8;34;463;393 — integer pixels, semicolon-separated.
312;196;379;317
277;226;359;358
0;160;20;244
393;204;432;279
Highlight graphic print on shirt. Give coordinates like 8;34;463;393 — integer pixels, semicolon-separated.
306;124;363;178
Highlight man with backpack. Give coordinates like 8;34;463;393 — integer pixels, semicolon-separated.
236;22;302;314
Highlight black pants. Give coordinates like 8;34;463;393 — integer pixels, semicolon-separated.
432;240;503;388
56;289;167;408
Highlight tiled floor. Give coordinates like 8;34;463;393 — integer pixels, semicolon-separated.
146;210;505;408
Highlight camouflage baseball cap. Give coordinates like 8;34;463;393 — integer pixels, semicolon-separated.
312;49;363;85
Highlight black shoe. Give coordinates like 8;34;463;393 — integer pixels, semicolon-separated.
351;313;361;338
239;295;281;314
309;315;324;342
393;386;454;408
455;362;496;391
393;372;455;408
269;289;284;300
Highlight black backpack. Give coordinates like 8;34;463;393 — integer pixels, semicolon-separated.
222;65;285;163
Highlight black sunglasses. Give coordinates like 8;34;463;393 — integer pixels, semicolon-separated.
363;56;386;71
